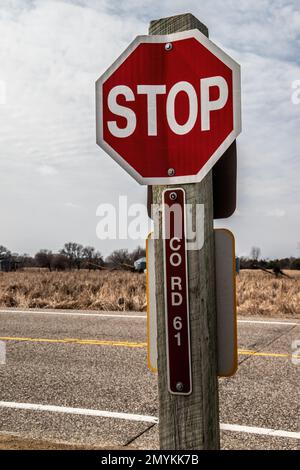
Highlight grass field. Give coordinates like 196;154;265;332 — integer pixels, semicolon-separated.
0;270;146;312
236;269;300;317
0;269;299;317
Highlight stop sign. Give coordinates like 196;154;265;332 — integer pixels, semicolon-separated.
96;30;241;185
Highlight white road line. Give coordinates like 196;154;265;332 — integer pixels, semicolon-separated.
237;320;299;326
0;310;146;319
0;401;299;440
0;309;298;325
0;401;158;424
220;423;300;440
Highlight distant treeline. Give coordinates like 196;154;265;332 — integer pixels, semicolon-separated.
239;256;300;271
1;242;300;272
0;243;146;272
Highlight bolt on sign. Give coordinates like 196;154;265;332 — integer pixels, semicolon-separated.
162;188;191;394
96;29;241;185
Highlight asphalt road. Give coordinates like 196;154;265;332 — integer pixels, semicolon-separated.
0;308;299;450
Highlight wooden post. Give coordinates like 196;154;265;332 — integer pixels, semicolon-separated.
150;14;220;450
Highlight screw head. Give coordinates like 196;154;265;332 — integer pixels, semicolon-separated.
165;42;173;51
176;382;184;392
168;168;175;176
169;192;177;201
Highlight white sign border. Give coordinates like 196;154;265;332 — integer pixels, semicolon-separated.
96;29;241;185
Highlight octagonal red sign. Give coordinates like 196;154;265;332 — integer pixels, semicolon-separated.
96;29;241;185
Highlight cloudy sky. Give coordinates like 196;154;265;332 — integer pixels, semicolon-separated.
0;0;299;259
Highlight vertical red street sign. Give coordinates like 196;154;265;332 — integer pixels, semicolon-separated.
163;188;191;395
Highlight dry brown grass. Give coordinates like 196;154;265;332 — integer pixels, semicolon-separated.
237;269;300;317
0;270;146;311
0;269;299;317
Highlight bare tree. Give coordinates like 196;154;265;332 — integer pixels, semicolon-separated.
250;246;261;261
129;246;146;263
0;245;10;259
51;254;69;271
106;249;132;269
82;246;104;270
35;250;53;271
60;242;83;270
17;253;35;268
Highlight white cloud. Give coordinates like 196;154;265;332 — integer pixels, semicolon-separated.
266;209;286;218
64;201;82;208
36;165;58;176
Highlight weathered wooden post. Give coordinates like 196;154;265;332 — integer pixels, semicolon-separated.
149;14;220;450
